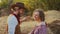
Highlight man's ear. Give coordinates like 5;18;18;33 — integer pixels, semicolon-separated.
11;8;14;11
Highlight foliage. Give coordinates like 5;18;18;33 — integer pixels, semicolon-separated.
0;0;60;16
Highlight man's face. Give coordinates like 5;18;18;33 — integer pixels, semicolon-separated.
19;9;25;14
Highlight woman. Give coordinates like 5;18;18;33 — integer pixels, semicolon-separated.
29;9;47;34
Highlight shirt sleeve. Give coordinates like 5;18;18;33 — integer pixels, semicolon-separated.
28;28;35;34
39;25;47;34
28;27;38;34
8;16;18;27
34;27;39;34
7;16;18;34
34;25;47;34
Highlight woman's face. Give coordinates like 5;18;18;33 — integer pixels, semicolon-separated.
33;11;40;21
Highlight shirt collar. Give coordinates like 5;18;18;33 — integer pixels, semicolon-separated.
37;21;46;26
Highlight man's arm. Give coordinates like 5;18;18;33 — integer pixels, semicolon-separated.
20;16;31;22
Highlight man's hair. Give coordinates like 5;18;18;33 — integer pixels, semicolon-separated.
34;9;45;21
10;2;25;11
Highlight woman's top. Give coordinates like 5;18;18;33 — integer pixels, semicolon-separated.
29;21;47;34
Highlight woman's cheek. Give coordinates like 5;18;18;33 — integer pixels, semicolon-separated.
33;15;38;20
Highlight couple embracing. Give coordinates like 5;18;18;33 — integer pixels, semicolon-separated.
7;2;47;34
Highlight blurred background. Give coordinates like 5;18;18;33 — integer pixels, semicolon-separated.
0;0;60;34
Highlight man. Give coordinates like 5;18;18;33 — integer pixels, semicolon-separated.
7;2;25;34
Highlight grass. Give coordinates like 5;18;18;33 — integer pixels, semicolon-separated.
0;10;60;34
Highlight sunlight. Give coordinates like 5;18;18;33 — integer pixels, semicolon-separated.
0;0;1;3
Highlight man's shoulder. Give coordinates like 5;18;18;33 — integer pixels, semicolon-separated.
9;14;14;17
7;14;16;20
8;14;14;18
7;14;18;22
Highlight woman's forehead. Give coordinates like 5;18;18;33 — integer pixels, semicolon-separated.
33;11;39;15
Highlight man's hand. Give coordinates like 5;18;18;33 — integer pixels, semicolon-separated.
20;16;31;22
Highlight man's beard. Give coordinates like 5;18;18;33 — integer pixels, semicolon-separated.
17;13;20;17
17;13;24;17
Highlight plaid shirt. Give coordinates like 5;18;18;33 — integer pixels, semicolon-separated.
29;22;47;34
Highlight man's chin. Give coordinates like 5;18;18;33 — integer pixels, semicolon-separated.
17;14;20;17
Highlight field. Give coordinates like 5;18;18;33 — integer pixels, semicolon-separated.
0;10;60;34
